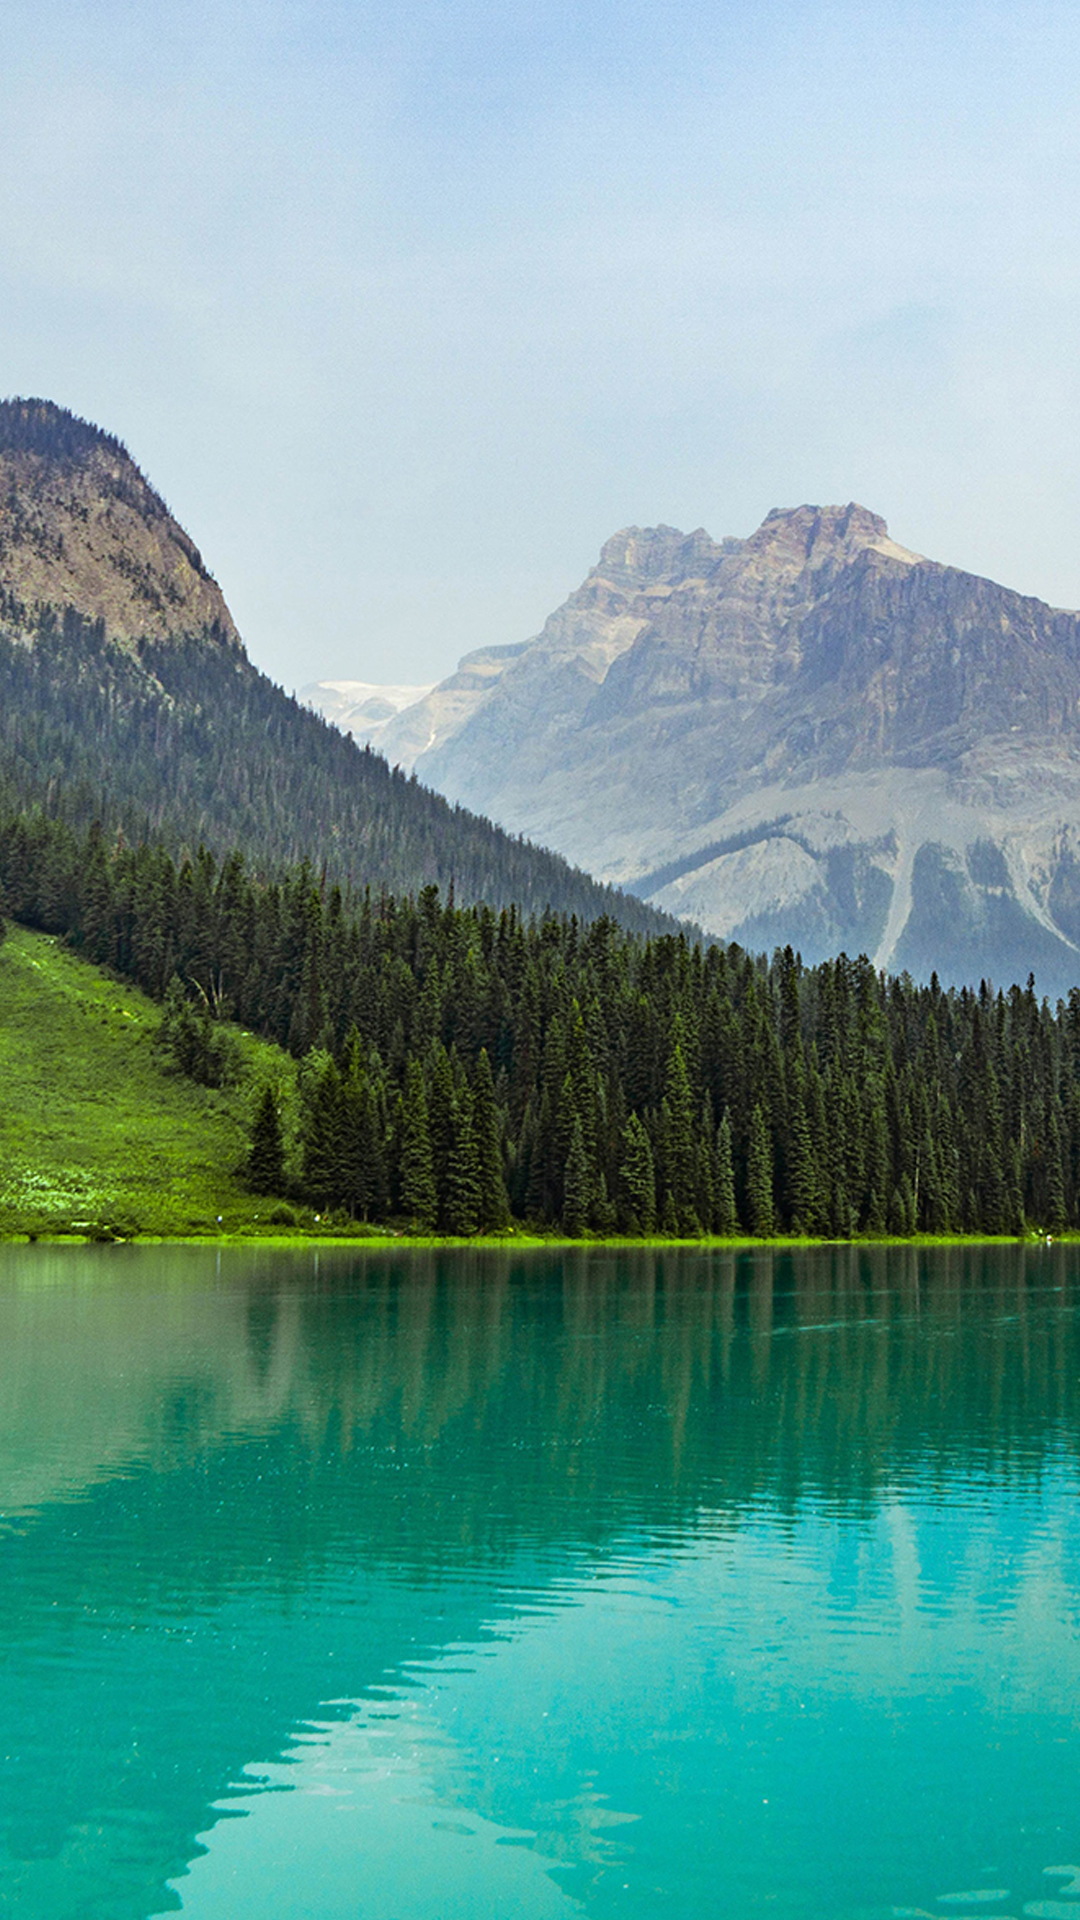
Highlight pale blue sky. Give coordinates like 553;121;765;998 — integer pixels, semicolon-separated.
3;0;1080;686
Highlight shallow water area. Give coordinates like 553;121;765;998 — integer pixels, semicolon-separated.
1;1240;1078;1919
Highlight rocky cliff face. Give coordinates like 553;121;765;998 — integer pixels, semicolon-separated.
376;504;1080;995
0;398;240;650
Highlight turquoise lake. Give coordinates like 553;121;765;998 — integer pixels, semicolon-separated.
1;1242;1079;1919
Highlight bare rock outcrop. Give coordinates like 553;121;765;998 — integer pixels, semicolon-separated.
0;398;240;650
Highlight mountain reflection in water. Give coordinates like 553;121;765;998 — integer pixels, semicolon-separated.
0;1243;1078;1920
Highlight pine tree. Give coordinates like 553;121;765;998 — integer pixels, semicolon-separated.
511;1094;538;1217
300;1051;342;1209
694;1135;715;1237
746;1103;775;1237
862;1091;890;1233
445;1089;482;1235
426;1041;456;1228
248;1084;285;1194
473;1048;510;1230
359;1074;389;1219
1045;1103;1067;1232
552;1069;580;1220
562;1114;591;1237
785;1076;819;1234
714;1111;738;1235
337;1034;370;1217
617;1112;655;1233
888;1174;916;1235
593;1169;617;1234
661;1037;696;1223
400;1057;437;1230
1005;1138;1025;1234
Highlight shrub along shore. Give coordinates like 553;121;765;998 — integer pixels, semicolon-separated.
3;806;1080;1242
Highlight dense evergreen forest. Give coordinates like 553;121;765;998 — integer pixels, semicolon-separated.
0;604;680;936
3;805;1079;1238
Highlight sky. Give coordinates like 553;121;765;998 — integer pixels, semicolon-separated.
3;0;1080;690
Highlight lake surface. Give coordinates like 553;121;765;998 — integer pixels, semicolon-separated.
1;1243;1079;1920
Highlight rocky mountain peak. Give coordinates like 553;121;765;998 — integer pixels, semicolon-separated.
364;502;1080;992
594;524;732;589
0;397;241;651
742;502;922;579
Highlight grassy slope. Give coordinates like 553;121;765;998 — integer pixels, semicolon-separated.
0;925;289;1235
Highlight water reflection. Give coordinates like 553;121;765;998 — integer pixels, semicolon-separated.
0;1244;1078;1918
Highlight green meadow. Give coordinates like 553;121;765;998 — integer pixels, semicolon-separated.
0;924;292;1237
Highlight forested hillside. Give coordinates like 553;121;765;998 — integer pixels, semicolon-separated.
3;807;1078;1239
0;610;680;927
0;398;681;934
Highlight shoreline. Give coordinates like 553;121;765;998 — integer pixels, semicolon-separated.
0;1228;1071;1250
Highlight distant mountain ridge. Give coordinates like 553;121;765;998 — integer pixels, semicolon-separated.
372;504;1080;995
0;399;686;936
300;678;435;748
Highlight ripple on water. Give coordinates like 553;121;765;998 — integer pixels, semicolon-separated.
936;1896;1012;1908
894;1862;1080;1920
1041;1867;1080;1894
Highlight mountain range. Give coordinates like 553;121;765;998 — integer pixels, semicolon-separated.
14;393;1080;993
0;398;679;936
348;504;1080;995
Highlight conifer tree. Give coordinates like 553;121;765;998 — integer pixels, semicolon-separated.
511;1094;539;1217
1045;1104;1067;1232
553;1069;580;1220
340;1066;386;1220
1004;1139;1025;1234
445;1089;482;1235
662;1038;696;1223
889;1174;916;1235
299;1051;341;1209
426;1041;456;1227
400;1057;437;1230
473;1048;510;1230
593;1169;617;1234
714;1111;738;1235
562;1114;591;1237
746;1103;775;1237
694;1134;715;1237
337;1034;370;1217
618;1112;656;1233
785;1077;819;1235
248;1083;285;1194
863;1093;890;1233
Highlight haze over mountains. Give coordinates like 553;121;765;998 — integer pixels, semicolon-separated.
0;399;678;935
338;504;1080;995
300;678;434;749
12;392;1080;994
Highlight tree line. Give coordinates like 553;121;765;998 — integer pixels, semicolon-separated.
3;805;1080;1237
